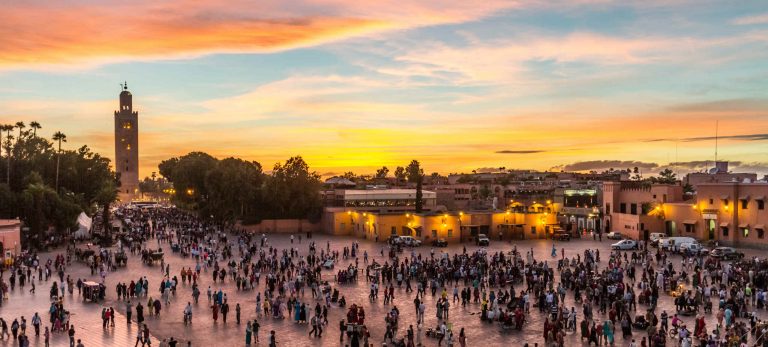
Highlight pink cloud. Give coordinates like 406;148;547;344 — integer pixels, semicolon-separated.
0;0;516;69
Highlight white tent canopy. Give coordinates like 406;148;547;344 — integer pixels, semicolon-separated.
73;212;92;239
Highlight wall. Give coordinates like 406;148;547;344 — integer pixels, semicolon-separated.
239;219;321;234
0;219;21;256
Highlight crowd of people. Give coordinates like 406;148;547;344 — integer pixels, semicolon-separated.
3;204;768;347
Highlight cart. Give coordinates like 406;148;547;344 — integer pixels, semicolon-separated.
82;281;103;302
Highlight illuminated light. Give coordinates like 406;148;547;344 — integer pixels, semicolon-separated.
533;201;537;204
363;212;367;216
442;223;447;228
546;200;551;204
506;210;510;215
406;213;410;217
186;188;194;196
407;222;412;227
443;214;448;218
459;212;464;216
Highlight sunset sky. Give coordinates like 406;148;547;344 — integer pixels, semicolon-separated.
1;0;767;178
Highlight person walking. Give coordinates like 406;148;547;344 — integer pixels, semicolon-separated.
269;330;276;347
31;313;41;336
68;325;75;347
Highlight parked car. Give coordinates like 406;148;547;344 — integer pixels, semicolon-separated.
607;232;624;240
552;232;571;241
399;236;422;247
388;235;403;245
611;239;638;250
476;234;490;246
432;238;448;247
710;247;744;260
679;242;709;256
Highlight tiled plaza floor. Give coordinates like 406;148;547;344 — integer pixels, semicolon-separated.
1;234;765;346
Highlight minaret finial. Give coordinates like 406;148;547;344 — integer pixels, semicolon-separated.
124;81;128;90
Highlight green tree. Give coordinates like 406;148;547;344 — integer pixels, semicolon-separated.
394;166;406;183
375;166;389;179
204;158;264;222
158;152;217;208
406;160;424;213
94;180;118;241
651;168;677;184
265;156;322;220
21;172;59;249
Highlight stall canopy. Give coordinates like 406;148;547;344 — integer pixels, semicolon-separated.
73;212;92;239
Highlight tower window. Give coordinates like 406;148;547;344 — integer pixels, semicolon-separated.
126;144;131;150
123;122;132;129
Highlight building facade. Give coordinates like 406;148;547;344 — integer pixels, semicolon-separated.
114;82;139;201
0;219;21;260
323;209;558;244
602;181;683;239
664;182;768;247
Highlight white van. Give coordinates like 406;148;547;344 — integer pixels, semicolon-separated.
649;233;666;245
658;236;697;252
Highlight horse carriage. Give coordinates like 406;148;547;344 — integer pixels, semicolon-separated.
171;242;181;253
114;249;128;267
74;246;96;263
142;249;164;265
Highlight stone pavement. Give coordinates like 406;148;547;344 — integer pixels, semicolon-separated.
1;234;766;346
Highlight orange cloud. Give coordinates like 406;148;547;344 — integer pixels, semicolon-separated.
0;0;516;69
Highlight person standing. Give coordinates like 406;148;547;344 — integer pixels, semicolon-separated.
127;301;133;324
339;319;346;343
245;321;252;346
269;330;276;347
236;303;241;324
136;302;144;324
253;320;260;342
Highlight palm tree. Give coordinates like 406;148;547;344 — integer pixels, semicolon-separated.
15;121;25;143
29;121;41;137
2;125;13;184
53;131;67;192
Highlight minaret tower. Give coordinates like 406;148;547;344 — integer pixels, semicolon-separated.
114;81;139;200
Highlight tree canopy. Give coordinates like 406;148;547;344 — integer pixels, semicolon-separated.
0;121;118;249
159;153;322;223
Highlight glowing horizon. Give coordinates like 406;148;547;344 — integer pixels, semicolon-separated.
1;0;767;178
